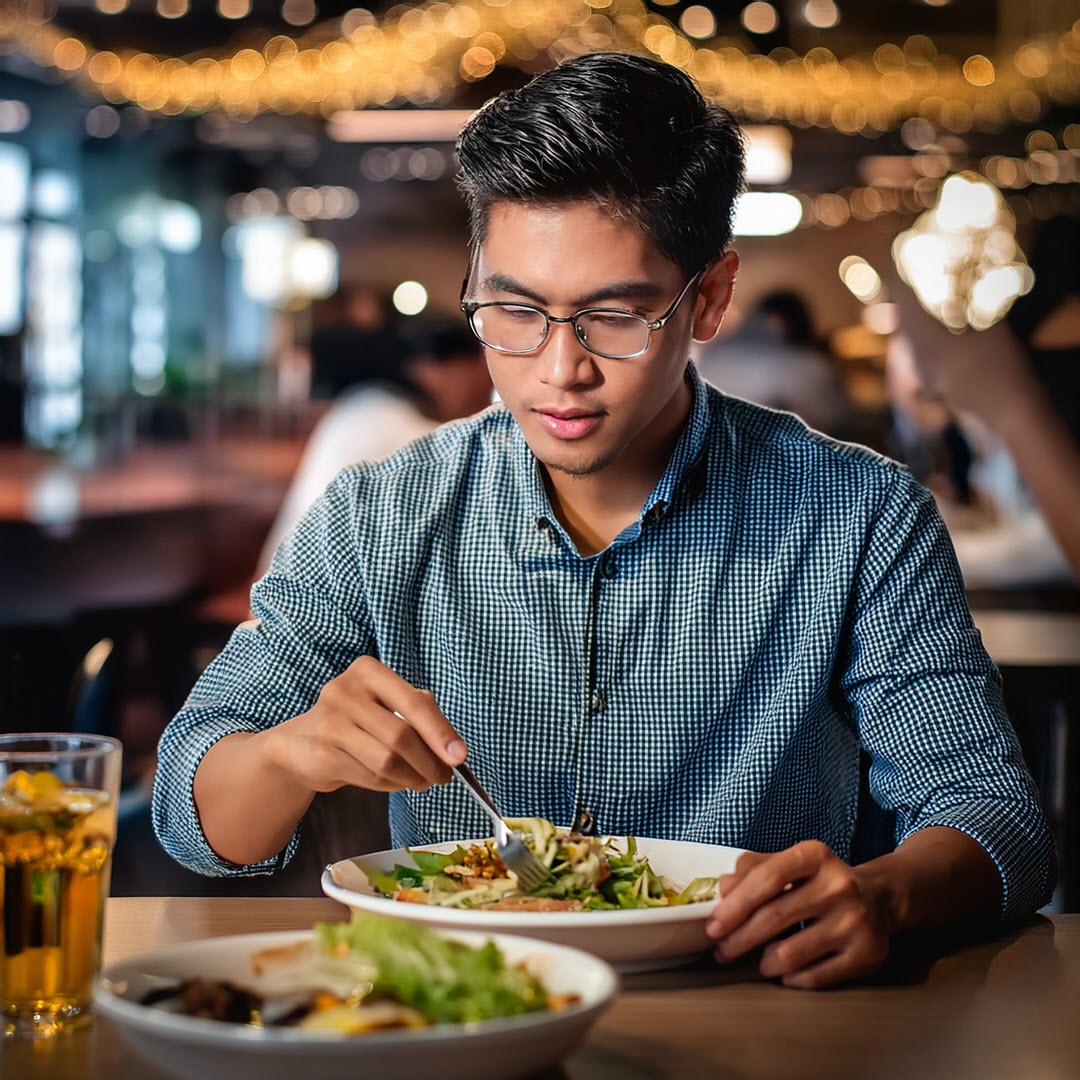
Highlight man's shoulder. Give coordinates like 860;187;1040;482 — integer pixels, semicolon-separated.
703;384;908;503
708;380;902;481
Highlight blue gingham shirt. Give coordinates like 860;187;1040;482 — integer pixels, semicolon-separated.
154;364;1054;920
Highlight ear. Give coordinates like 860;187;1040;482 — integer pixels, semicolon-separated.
691;250;739;344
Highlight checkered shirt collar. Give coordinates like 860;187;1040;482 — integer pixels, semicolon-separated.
511;362;713;540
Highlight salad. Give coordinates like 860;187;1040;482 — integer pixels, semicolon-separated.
369;818;719;912
141;912;571;1033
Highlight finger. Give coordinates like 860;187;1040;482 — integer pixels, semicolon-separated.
757;918;844;980
711;871;835;959
334;726;432;790
349;657;466;765
370;707;453;785
706;841;831;939
716;852;768;901
779;946;882;991
320;750;407;794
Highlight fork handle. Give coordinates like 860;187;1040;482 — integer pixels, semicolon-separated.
452;764;504;831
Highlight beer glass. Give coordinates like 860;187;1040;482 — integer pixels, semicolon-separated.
0;734;121;1038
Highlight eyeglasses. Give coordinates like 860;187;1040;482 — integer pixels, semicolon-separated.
460;269;702;361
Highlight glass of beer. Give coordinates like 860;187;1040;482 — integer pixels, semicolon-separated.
0;734;121;1039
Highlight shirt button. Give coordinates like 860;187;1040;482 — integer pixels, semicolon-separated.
601;553;617;579
590;692;604;713
536;517;549;531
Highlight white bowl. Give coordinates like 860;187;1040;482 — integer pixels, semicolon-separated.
322;836;744;972
95;928;617;1080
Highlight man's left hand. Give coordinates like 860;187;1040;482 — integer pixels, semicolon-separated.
705;841;892;990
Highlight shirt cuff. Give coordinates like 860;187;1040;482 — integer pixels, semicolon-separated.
152;716;301;878
899;801;1055;923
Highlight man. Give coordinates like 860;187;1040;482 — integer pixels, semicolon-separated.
155;53;1053;989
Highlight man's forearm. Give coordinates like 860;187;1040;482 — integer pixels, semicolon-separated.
854;826;1003;935
192;730;316;867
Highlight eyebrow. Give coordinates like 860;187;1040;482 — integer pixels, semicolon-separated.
477;272;666;308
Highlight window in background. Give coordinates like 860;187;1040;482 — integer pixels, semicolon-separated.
0;142;29;336
0;224;24;334
24;221;83;448
131;245;167;396
0;141;29;219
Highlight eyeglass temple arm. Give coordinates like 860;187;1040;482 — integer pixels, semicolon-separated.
650;270;704;330
459;246;477;307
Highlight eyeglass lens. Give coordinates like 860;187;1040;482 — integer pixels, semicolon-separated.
471;305;650;359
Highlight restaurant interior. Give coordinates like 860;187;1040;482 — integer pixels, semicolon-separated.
1;0;1079;917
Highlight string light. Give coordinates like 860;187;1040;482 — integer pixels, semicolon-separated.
893;172;1033;332
679;6;716;41
839;256;882;302
217;0;251;19
0;0;1077;129
803;0;839;30
155;0;188;19
741;3;779;35
281;0;316;27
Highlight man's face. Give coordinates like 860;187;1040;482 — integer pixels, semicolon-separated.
472;201;713;478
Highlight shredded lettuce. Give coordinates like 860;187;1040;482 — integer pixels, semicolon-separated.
314;912;549;1024
369;825;719;912
671;877;721;906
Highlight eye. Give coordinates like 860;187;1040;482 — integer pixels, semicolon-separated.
584;313;641;327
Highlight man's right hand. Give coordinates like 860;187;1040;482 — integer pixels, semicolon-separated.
264;655;467;794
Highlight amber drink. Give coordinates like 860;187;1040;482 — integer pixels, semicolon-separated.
0;734;120;1038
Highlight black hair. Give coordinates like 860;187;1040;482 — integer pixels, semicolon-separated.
756;290;816;348
403;320;483;365
455;52;745;276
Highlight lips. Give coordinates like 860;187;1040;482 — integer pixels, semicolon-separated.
534;408;604;440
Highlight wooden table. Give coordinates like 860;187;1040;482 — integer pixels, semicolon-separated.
7;898;1080;1080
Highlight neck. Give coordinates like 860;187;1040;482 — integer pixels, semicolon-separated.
543;373;693;556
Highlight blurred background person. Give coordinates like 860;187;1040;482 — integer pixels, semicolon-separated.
257;321;491;575
890;215;1080;589
695;289;853;438
308;284;409;400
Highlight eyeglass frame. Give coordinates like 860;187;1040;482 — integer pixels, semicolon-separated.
458;255;703;361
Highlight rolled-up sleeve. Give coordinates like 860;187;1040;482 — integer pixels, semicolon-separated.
839;470;1055;921
152;469;375;876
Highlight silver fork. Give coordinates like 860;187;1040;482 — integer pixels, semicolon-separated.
452;764;553;892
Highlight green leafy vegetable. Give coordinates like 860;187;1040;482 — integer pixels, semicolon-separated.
409;849;464;876
373;825;720;913
364;867;400;896
671;877;720;906
314;912;549;1024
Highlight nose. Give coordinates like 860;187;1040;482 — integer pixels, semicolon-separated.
537;319;598;391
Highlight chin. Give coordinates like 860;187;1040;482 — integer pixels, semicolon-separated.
537;444;617;478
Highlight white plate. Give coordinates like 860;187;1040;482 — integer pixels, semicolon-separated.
323;836;744;972
95;928;617;1080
